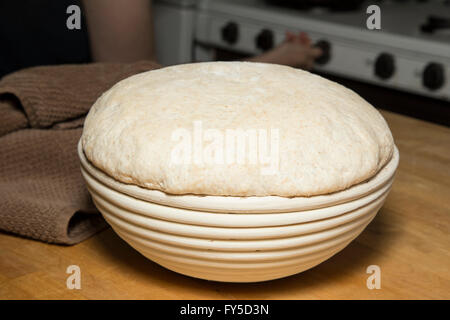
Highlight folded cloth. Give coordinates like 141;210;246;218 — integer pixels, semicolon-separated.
0;61;160;244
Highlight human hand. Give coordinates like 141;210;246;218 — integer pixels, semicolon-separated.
248;31;323;70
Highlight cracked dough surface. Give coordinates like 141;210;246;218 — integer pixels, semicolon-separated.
82;62;394;197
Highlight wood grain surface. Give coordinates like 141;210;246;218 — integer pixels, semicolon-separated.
0;110;449;300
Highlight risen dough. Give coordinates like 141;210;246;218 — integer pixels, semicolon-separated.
82;62;394;197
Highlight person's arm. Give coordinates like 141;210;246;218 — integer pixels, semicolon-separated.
83;0;156;63
247;32;322;70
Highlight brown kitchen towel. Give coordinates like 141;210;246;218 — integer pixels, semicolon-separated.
0;61;160;244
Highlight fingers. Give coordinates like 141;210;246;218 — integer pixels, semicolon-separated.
309;47;323;59
302;47;323;70
285;31;296;42
298;32;311;46
285;31;311;45
279;31;325;70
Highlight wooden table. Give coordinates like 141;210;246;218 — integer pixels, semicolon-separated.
1;110;449;300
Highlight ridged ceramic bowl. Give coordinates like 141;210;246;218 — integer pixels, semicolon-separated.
78;141;399;282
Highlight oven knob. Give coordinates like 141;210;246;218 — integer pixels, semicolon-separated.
256;29;274;51
375;53;395;79
221;22;239;45
314;40;331;65
423;62;445;90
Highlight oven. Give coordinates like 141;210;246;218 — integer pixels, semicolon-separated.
153;0;450;126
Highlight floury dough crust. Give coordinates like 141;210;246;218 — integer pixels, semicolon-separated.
82;62;394;197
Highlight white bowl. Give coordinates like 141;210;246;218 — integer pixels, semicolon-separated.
79;141;399;282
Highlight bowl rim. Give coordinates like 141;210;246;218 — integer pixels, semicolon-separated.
78;140;399;213
84;166;392;226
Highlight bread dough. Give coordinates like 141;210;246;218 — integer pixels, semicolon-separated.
82;62;394;197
